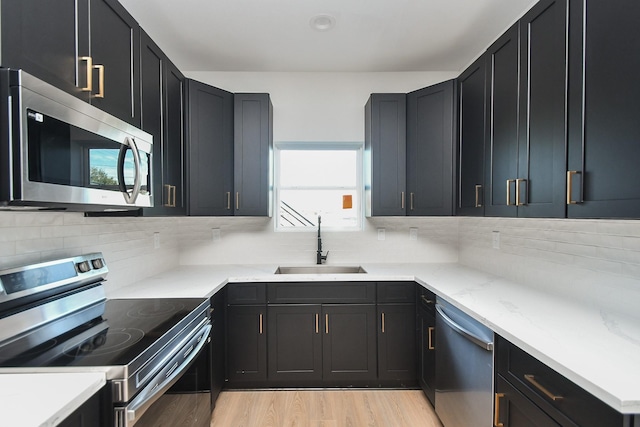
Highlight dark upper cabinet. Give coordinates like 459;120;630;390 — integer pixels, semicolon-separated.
140;31;185;216
567;0;640;218
1;0;141;125
365;93;407;216
234;93;273;217
517;0;568;218
186;80;234;216
485;0;568;218
377;304;416;384
406;80;456;216
484;23;521;217
457;55;487;216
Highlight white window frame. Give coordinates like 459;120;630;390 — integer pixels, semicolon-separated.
274;141;364;232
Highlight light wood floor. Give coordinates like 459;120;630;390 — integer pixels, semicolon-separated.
210;389;443;427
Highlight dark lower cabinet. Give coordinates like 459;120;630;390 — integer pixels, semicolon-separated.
226;305;267;384
496;336;630;427
377;304;416;384
58;386;105;427
186;80;234;216
322;304;377;384
210;290;225;408
267;304;322;383
495;375;561;427
567;0;640;218
416;304;435;405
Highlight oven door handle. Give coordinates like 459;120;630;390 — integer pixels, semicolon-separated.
118;323;211;427
117;136;142;205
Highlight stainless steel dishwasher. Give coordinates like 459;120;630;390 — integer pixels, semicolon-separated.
435;298;494;427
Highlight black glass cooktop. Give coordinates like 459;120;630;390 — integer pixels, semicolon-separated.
1;298;208;368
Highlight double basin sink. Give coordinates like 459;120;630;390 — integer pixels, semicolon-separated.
275;265;367;274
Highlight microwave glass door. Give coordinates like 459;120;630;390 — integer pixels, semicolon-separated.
26;109;150;194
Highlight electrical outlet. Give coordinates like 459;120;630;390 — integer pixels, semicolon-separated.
409;228;418;241
492;231;500;249
377;228;386;241
212;228;221;242
153;232;160;249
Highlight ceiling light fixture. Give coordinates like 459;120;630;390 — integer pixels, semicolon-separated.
310;14;336;32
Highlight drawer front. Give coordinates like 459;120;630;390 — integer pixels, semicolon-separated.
227;283;267;305
267;282;376;304
415;286;436;315
496;336;624;427
377;282;415;303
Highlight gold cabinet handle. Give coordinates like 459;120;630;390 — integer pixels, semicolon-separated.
315;313;319;334
506;179;515;206
567;170;580;205
524;374;563;401
475;185;483;208
410;192;415;211
420;295;434;305
226;192;231;210
236;192;240;210
381;312;386;333
259;313;263;335
80;56;93;91
164;184;172;207
428;327;435;350
494;393;504;427
171;185;177;207
516;178;526;206
401;191;405;209
93;64;105;98
325;314;329;334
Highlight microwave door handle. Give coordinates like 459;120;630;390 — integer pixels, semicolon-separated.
117;136;142;204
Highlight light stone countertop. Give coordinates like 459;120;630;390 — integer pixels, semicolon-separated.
0;372;105;427
108;262;640;415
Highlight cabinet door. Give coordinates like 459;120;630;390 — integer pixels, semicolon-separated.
88;0;140;125
322;305;377;383
163;62;186;214
485;23;520;217
567;0;640;217
457;55;487;216
186;80;234;216
0;0;90;103
377;304;416;383
495;375;561;427
365;93;407;216
226;305;267;383
267;305;322;383
407;81;455;216
517;0;568;218
57;386;104;427
210;291;226;407
234;93;273;216
416;306;436;405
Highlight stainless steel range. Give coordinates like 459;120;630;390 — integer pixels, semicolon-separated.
0;253;213;427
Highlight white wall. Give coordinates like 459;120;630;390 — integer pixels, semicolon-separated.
184;71;456;142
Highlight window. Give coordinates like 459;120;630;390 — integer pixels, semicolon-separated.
275;142;362;230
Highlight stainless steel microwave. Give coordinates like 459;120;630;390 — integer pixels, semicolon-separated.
0;69;153;211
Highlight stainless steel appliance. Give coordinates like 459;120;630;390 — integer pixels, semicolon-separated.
0;69;153;211
0;253;212;427
435;297;494;427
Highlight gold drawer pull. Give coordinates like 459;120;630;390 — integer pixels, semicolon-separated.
516;178;526;206
475;184;483;208
80;56;93;91
259;313;263;335
325;314;329;334
524;374;563;401
506;179;515;206
315;313;319;334
428;327;435;350
494;393;504;427
566;170;580;205
420;295;434;305
381;312;385;333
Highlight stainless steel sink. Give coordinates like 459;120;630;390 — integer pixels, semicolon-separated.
275;265;367;274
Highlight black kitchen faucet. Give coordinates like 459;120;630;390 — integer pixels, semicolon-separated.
316;215;328;265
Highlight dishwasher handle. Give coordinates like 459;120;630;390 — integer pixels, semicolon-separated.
436;304;493;351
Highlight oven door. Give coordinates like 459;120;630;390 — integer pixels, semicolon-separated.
114;323;213;427
5;70;153;210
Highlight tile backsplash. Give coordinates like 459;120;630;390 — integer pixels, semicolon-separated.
1;211;639;306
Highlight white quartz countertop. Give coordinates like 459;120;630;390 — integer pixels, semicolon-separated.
108;262;640;414
0;372;105;427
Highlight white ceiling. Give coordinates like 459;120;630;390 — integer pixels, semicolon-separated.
119;0;538;73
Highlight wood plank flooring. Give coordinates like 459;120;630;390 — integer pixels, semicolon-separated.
210;389;443;427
